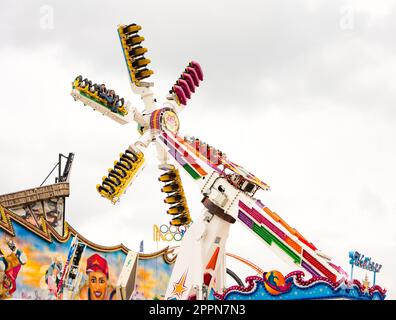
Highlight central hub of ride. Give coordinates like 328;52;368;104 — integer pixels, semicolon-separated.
149;107;180;134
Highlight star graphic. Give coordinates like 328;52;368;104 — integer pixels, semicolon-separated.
172;270;188;299
92;259;100;265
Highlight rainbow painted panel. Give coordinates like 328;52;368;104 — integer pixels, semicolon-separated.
159;136;200;180
174;136;223;174
159;133;207;180
241;212;300;264
239;201;302;254
238;202;301;264
161;133;205;177
238;200;338;282
172;136;269;191
255;199;317;252
167;136;207;176
301;261;320;277
303;250;337;283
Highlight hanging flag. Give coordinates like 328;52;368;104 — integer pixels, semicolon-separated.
139;240;144;253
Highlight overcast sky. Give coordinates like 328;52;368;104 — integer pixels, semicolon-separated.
0;0;395;298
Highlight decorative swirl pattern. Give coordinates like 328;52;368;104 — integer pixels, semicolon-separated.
213;270;386;300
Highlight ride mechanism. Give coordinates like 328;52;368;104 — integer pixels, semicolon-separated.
71;22;347;300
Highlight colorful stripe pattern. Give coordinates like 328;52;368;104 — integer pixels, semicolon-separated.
173;136;223;174
212;271;386;300
238;201;301;263
150;108;164;131
159;132;208;180
255;200;318;251
238;200;338;283
302;250;336;282
171;136;270;192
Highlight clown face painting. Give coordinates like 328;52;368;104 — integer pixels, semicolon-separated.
78;254;117;300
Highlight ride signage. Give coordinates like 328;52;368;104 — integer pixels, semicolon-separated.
349;251;382;273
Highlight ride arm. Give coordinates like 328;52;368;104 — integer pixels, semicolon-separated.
229;192;344;282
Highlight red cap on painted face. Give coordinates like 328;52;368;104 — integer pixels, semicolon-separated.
86;254;109;278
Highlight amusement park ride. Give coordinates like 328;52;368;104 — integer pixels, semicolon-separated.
69;22;353;300
0;21;386;301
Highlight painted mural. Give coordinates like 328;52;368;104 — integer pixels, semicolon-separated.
0;205;174;300
0;222;124;300
7;197;65;237
133;251;175;300
1;190;386;301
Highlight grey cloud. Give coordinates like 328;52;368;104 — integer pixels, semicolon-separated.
2;0;395;111
0;0;395;298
